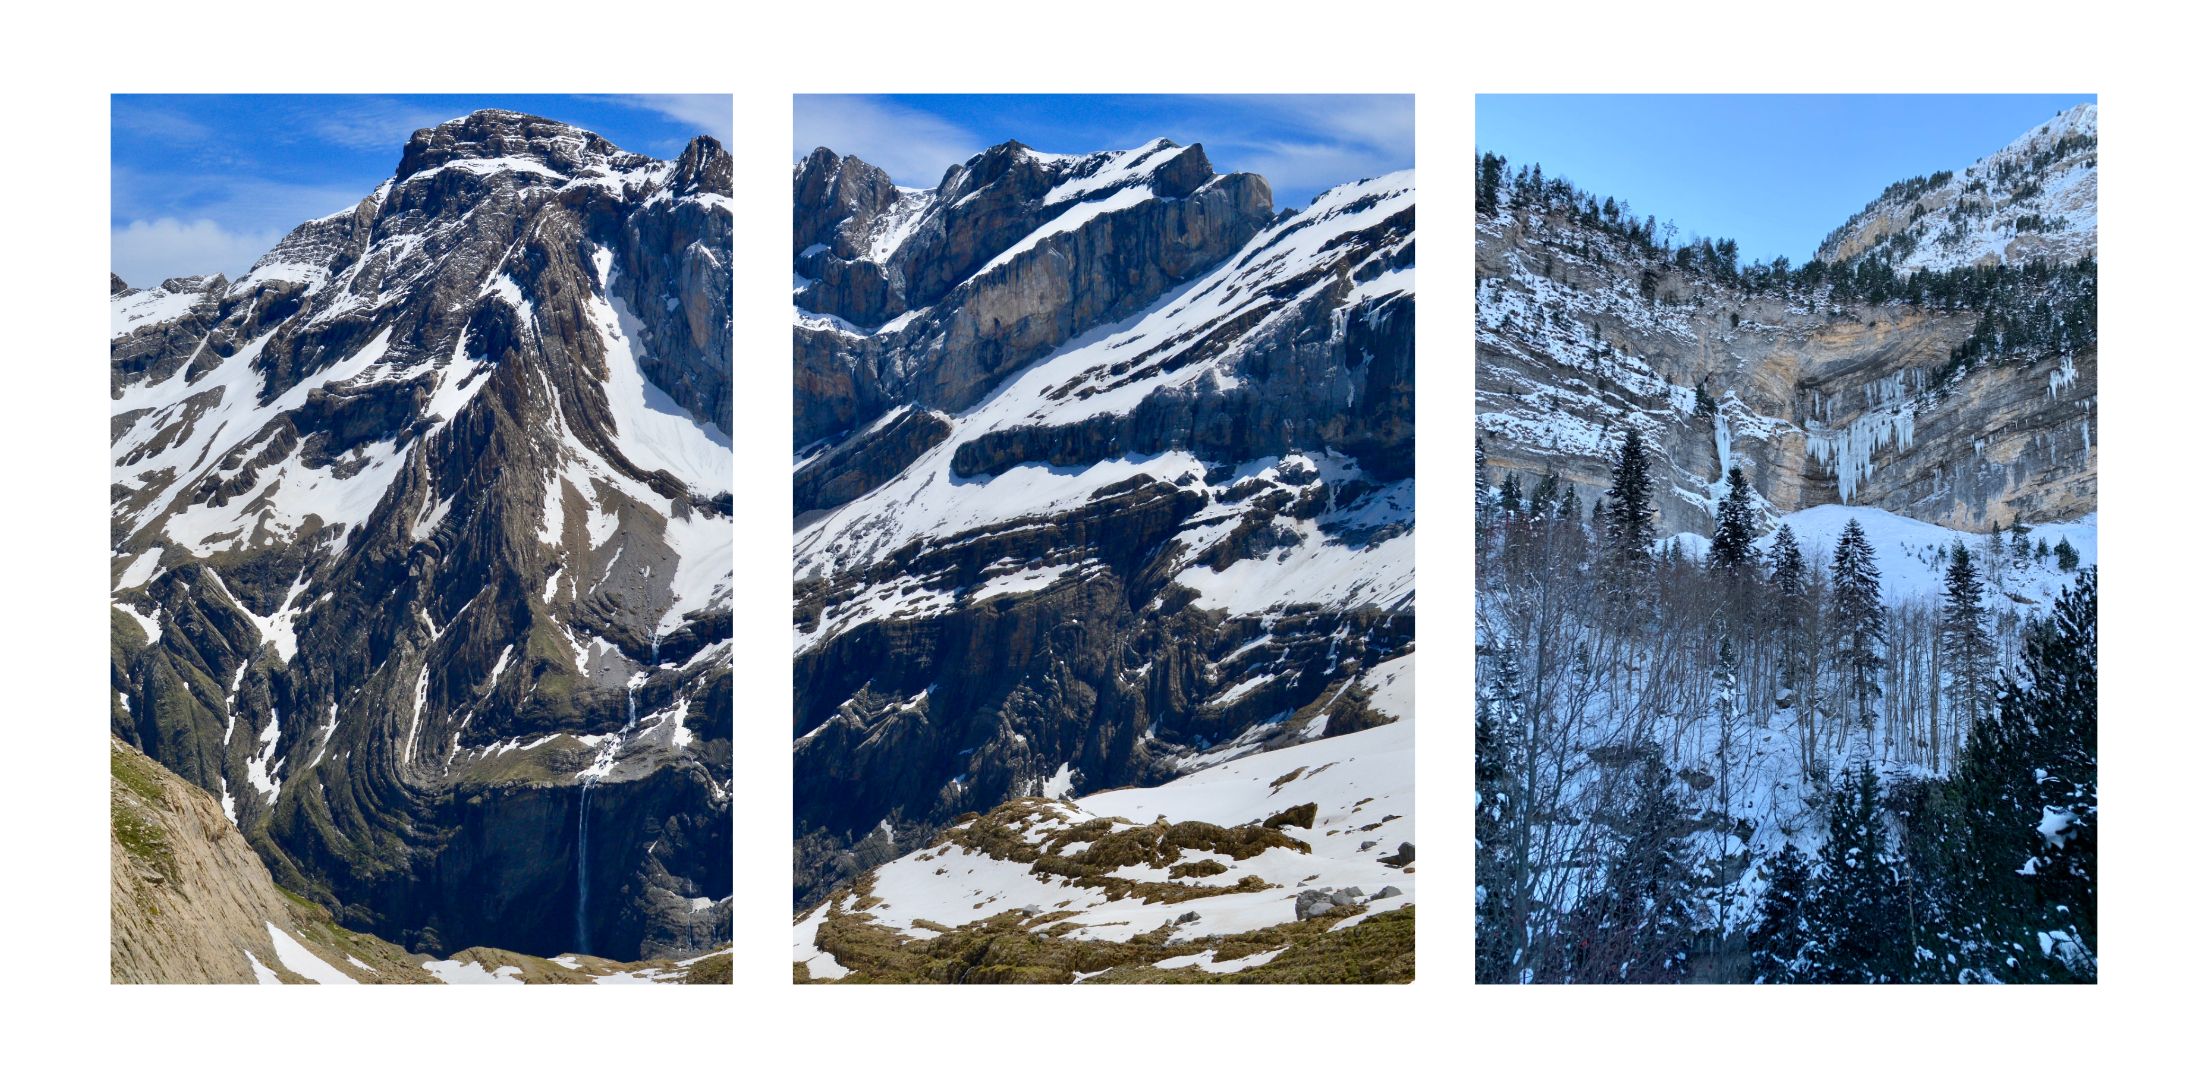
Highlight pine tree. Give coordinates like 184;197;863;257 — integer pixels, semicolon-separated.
1939;542;1996;742
1829;518;1887;735
1709;465;1757;573
1527;472;1559;521
2054;536;2080;571
1811;765;1911;982
1568;749;1696;982
1602;429;1656;600
1476;647;1531;983
1499;473;1522;516
1768;524;1809;701
1747;844;1816;983
1932;571;2096;982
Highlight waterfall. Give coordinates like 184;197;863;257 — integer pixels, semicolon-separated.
576;636;657;955
576;780;592;953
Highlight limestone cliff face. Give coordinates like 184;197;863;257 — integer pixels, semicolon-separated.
1475;124;2095;537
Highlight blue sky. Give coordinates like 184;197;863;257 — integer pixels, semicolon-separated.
795;94;1414;212
112;94;731;287
1477;94;2095;265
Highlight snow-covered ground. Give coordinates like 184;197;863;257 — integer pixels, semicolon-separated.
1749;504;2095;611
794;653;1414;977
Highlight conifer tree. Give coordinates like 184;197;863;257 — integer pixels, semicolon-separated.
1709;465;1758;573
1474;436;1490;504
1768;523;1809;699
1747;844;1816;983
1567;750;1695;982
1811;765;1910;982
1830;518;1887;734
1528;473;1559;522
1940;543;1997;742
1477;153;1505;215
1499;473;1522;516
1930;571;2096;982
1476;648;1531;984
2054;536;2080;571
1602;429;1656;599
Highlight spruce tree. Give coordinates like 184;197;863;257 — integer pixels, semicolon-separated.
1602;428;1656;600
1829;518;1887;735
1747;844;1816;983
1709;465;1757;573
1477;153;1505;215
1768;523;1809;701
1568;749;1695;982
1474;436;1490;505
1528;472;1559;522
1939;542;1997;740
2054;536;2080;571
1932;571;2096;982
2012;570;2098;980
1499;473;1522;516
1476;647;1530;983
1811;765;1911;982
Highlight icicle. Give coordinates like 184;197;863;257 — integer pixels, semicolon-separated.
1807;406;1916;505
1714;405;1733;481
2048;356;2078;400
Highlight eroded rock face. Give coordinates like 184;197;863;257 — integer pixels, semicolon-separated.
1475;166;2094;536
110;110;732;962
792;150;1416;909
792;139;1276;448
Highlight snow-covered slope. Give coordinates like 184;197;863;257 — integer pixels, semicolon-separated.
795;655;1414;982
1819;103;2096;274
1751;504;2096;611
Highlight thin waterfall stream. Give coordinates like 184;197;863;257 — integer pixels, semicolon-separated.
575;633;659;955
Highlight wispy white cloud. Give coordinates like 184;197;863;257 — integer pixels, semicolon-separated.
794;95;983;188
303;97;458;154
112;101;215;146
112;164;368;284
600;94;732;146
112;218;285;288
1174;94;1414;207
